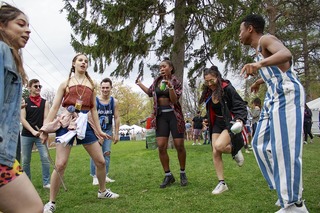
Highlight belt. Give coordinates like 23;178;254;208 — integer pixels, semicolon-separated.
161;108;174;112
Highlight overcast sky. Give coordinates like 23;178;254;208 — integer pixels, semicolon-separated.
13;0;242;94
14;0;145;92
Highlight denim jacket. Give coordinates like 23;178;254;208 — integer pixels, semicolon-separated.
0;41;22;167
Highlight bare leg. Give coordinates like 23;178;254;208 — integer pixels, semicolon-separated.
49;144;72;202
84;142;106;192
0;172;43;213
173;138;186;169
157;137;169;171
212;130;231;180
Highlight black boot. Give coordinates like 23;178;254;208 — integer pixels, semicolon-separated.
180;173;188;186
160;174;175;188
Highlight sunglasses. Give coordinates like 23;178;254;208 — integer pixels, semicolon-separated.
204;79;216;85
33;85;42;89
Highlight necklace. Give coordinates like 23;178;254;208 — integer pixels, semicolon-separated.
73;76;87;99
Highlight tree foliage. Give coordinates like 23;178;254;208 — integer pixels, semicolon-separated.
61;0;262;86
62;0;320;112
111;82;152;125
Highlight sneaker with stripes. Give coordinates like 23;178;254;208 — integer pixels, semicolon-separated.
98;189;119;199
43;202;56;213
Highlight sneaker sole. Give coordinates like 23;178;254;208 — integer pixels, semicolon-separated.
160;179;175;188
212;187;228;195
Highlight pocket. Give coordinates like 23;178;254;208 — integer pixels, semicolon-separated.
4;69;21;103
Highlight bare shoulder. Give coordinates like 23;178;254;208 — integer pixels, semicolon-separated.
260;34;283;46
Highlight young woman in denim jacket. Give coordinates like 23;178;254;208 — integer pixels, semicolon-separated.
0;3;43;212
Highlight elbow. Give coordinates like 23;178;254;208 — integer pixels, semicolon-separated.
284;50;292;62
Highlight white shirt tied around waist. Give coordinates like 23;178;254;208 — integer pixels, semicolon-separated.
56;112;88;146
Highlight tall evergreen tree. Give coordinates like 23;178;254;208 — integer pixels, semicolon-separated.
61;0;261;87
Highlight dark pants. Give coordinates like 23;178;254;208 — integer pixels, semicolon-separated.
303;121;313;141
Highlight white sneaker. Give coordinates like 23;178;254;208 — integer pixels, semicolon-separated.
98;189;119;199
106;176;115;183
275;199;281;207
212;182;228;195
275;201;309;213
92;177;99;186
43;184;51;189
197;143;201;145
44;202;56;213
303;141;308;144
192;143;196;145
234;150;244;167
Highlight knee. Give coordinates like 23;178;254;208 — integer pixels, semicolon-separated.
214;143;224;152
158;145;167;153
55;161;67;172
94;158;106;168
175;144;185;153
104;151;110;157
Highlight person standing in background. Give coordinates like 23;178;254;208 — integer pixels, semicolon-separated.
303;104;313;144
251;97;261;138
21;79;51;189
202;118;210;145
239;14;308;212
192;111;203;145
0;3;43;212
90;77;119;185
185;120;192;141
244;101;252;153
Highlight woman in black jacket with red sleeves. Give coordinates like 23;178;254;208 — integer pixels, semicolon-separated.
199;66;247;195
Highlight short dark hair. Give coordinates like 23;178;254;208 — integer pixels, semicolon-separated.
241;14;265;34
28;79;39;87
101;77;112;87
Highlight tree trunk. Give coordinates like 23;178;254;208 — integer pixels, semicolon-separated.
172;0;187;84
168;0;188;149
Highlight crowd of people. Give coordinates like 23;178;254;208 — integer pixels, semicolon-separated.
0;3;313;213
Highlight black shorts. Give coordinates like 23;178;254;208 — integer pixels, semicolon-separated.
211;116;227;134
156;110;184;138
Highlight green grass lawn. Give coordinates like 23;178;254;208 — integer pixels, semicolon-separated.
30;138;320;212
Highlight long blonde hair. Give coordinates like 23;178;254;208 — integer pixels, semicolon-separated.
0;3;28;85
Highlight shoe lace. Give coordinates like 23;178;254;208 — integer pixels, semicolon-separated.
215;182;224;190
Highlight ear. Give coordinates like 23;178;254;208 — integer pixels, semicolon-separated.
248;25;254;33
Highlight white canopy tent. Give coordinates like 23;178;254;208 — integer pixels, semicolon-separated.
129;125;145;134
306;98;320;136
119;124;132;135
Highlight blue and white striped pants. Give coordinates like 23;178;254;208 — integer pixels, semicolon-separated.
252;75;305;208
